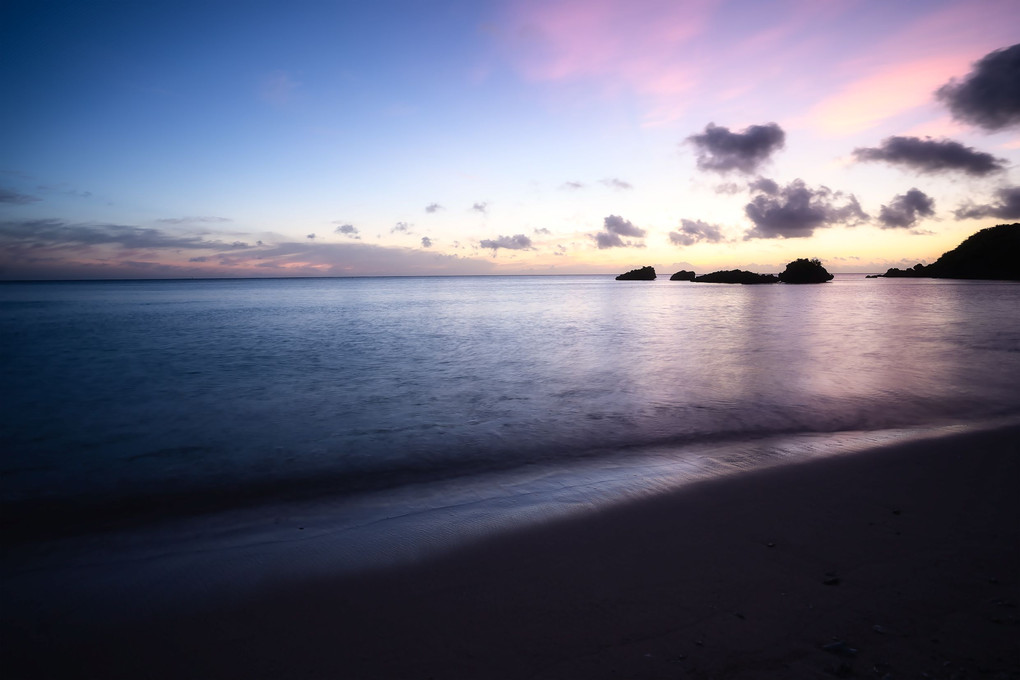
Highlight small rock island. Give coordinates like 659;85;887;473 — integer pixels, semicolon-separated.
670;270;696;281
615;266;656;280
693;270;779;284
867;223;1019;280
778;258;834;283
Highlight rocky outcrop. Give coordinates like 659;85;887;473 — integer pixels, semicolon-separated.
670;270;696;281
778;258;834;283
870;223;1020;280
616;266;656;280
693;269;779;284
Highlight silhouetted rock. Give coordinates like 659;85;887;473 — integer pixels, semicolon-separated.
871;223;1020;280
693;269;779;284
615;266;656;280
778;258;834;283
670;270;696;281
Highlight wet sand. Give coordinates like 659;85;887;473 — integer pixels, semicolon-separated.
5;424;1020;679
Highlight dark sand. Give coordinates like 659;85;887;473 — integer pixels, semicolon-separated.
5;425;1020;679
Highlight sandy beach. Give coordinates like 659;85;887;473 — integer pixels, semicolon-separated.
4;424;1019;679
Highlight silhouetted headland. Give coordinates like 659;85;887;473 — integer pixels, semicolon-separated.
693;269;779;284
867;223;1020;280
615;266;656;280
778;258;834;283
670;269;696;281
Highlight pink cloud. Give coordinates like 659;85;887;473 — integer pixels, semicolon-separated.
805;0;1020;136
502;0;714;118
808;56;968;136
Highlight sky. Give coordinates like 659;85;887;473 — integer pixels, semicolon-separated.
1;0;1018;279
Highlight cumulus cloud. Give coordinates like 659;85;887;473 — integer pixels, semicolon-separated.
936;43;1020;131
747;177;779;195
391;221;411;233
479;234;532;252
425;203;443;213
604;214;645;238
306;233;316;240
334;223;360;239
669;219;726;246
594;214;646;249
472;202;488;214
600;178;633;190
421;236;432;248
852;136;1005;176
687;122;785;174
744;179;868;239
878;188;936;229
0;187;40;204
533;227;551;235
953;186;1020;220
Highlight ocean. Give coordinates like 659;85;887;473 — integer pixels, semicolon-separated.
3;274;1020;612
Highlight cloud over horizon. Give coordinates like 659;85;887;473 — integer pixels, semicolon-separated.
954;186;1020;220
878;188;936;229
744;179;868;239
479;233;532;252
687;123;785;174
937;43;1020;132
852;136;1005;176
594;214;646;249
0;218;501;279
669;219;726;246
334;223;360;239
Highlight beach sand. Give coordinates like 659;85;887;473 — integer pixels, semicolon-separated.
5;424;1020;679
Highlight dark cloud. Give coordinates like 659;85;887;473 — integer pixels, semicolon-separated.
479;234;532;252
687;122;785;174
0;187;40;204
421;236;432;248
600;178;633;190
391;221;411;233
744;179;868;239
878;189;936;229
594;215;646;249
953;186;1020;220
669;219;726;246
936;43;1020;131
334;223;360;239
425;203;443;213
603;214;646;237
472;202;488;214
747;177;779;195
157;216;232;224
533;227;551;235
561;181;585;190
852;136;1005;176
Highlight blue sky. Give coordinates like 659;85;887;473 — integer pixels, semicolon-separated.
2;0;1018;278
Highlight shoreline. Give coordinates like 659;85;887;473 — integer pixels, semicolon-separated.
4;423;1019;678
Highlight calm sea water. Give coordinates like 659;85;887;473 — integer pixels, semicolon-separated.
3;275;1020;507
3;274;1020;607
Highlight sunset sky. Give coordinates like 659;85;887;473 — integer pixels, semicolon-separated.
1;0;1018;279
